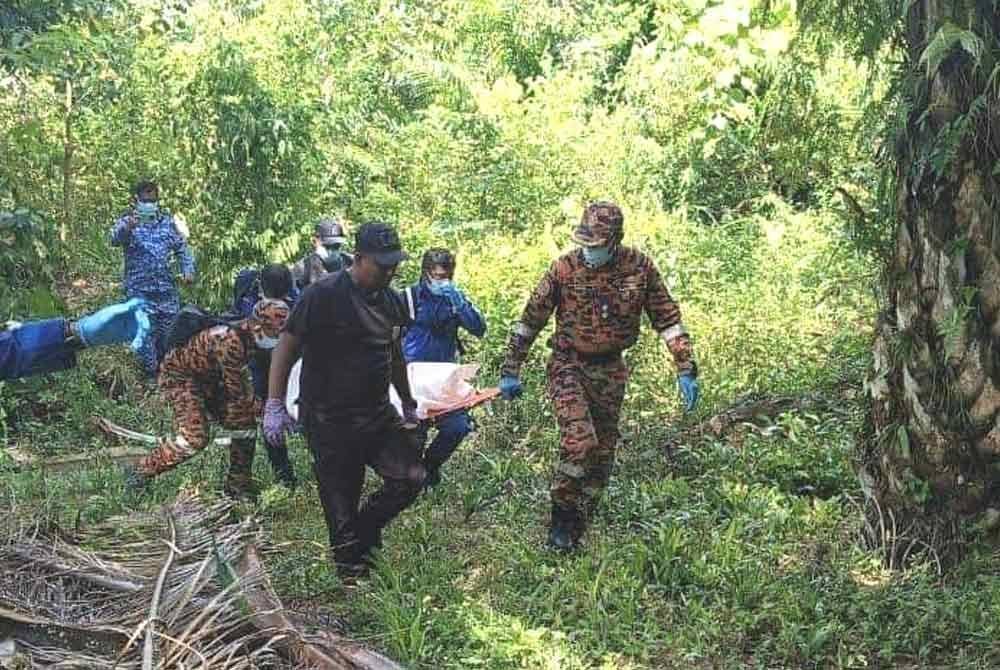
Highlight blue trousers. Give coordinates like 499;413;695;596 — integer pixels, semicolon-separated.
0;319;77;381
129;293;179;376
417;409;473;472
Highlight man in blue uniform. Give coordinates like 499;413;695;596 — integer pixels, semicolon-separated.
402;248;486;487
110;180;195;376
0;299;150;381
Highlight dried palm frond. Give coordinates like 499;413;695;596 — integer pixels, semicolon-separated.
0;492;403;669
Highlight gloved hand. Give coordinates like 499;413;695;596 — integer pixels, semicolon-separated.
74;298;151;350
499;375;523;401
263;398;296;448
678;373;700;412
441;284;466;312
401;400;420;430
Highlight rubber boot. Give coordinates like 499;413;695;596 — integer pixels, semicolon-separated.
264;439;297;489
547;505;579;552
224;438;257;501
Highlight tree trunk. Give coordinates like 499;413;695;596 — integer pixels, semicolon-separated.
861;1;1000;568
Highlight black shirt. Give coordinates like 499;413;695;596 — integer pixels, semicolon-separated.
285;269;409;413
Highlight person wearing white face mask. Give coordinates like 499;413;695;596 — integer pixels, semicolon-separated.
122;298;290;500
401;248;487;488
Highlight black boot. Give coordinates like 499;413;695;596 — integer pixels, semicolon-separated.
423;466;442;490
265;440;297;489
547;505;580;552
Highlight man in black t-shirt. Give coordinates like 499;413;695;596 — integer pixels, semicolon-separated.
264;222;424;578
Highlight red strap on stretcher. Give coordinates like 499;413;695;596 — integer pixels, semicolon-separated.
424;387;502;420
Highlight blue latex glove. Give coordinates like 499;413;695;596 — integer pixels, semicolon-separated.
499;375;523;401
441;284;466;312
678;373;700;412
75;298;151;350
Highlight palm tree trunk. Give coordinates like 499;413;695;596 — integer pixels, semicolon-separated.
861;1;1000;567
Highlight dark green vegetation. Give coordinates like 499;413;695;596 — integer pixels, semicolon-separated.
3;0;1000;668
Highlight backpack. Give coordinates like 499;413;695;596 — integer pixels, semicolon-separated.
232;268;260;315
404;284;466;358
163;305;241;354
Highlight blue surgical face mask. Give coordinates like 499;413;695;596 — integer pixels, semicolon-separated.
581;245;613;269
427;278;452;295
254;333;279;350
136;200;159;224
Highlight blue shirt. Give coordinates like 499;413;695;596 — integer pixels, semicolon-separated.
111;209;195;298
0;318;77;381
402;282;486;364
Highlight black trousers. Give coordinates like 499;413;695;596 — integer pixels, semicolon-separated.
303;402;426;565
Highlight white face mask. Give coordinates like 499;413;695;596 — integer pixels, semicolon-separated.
315;245;331;260
255;333;279;350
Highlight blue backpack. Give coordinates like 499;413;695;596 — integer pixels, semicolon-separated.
232;268;261;317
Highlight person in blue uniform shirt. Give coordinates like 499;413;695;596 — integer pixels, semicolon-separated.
0;298;150;381
401;248;486;487
110;180;195;376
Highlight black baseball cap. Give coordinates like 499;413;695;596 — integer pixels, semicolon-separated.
315;218;346;245
355;222;408;266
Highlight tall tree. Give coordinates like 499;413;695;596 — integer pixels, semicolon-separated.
809;1;1000;565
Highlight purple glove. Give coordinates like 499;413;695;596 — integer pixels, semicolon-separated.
401;401;420;430
263;397;296;448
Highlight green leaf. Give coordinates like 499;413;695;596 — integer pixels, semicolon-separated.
896;424;911;460
919;22;984;77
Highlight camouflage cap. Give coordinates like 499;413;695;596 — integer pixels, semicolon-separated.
571;201;624;247
251;298;290;338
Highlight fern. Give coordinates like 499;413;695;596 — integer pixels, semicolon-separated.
919;21;985;77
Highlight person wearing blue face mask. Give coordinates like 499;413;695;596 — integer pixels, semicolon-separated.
401;248;487;488
500;201;701;552
110;180;195;377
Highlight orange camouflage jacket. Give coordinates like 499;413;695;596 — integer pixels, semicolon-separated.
159;323;256;425
501;246;695;377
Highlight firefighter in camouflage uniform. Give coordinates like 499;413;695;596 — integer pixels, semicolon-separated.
124;298;290;498
500;202;701;550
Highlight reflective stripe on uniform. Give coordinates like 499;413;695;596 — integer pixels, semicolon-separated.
515;322;537;338
557;461;585;479
659;323;688;343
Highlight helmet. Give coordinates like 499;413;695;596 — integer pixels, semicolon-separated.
421;248;455;277
571;202;624;248
251;298;290;338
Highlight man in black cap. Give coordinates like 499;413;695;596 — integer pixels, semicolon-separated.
293;217;354;287
265;221;425;578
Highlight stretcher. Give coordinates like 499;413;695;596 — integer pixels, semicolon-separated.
286;360;501;422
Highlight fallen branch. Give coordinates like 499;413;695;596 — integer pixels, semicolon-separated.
3;445;150;471
661;391;855;453
239;544;404;670
143;511;178;670
94;416;233;447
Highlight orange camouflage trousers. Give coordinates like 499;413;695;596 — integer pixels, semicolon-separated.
547;351;628;515
136;373;257;494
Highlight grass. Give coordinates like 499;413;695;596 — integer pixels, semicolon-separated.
5;205;1000;668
